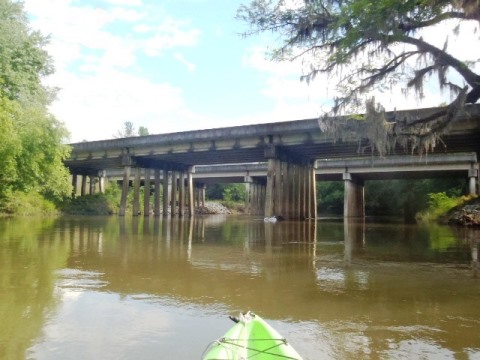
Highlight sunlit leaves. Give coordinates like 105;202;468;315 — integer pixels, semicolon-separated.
0;0;71;208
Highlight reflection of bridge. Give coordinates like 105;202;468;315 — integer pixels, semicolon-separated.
65;105;480;219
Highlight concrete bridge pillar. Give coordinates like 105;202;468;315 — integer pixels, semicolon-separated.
171;171;178;215
201;184;206;207
264;157;316;220
88;175;95;195
469;165;478;195
179;171;185;217
247;180;265;216
154;169;161;216
80;175;87;196
71;174;78;198
162;169;169;217
119;165;131;216
132;167;141;216
98;170;106;194
187;167;195;217
143;168;151;216
244;176;253;214
343;173;365;218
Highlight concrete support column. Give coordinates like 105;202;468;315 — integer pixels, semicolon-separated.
292;165;300;220
468;166;478;195
288;164;296;219
179;172;185;217
264;158;276;217
244;177;253;214
309;166;317;220
201;184;206;207
187;167;195;217
119;166;131;216
71;174;78;198
89;176;95;195
171;171;177;216
81;175;87;196
133;167;141;216
144;168;151;216
98;170;106;194
250;183;256;215
282;163;290;220
273;159;282;216
195;183;204;208
343;173;365;218
299;166;307;220
154;169;160;216
252;182;258;215
194;184;199;207
162;169;169;217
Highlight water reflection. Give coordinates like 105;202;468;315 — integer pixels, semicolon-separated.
0;216;479;359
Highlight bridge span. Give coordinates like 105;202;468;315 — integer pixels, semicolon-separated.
65;104;480;219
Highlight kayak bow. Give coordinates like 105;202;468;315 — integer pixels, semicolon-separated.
202;311;303;360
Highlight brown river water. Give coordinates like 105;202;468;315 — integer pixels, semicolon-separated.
0;215;479;360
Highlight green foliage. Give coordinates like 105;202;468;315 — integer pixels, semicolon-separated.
0;0;72;214
205;184;246;212
0;0;54;103
138;126;149;136
61;184;122;215
61;194;115;215
206;184;226;200
238;0;480;152
317;181;344;215
223;184;246;202
114;121;150;138
206;184;247;202
420;192;464;220
0;190;58;215
316;178;466;219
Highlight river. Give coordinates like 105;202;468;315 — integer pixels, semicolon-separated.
0;215;479;359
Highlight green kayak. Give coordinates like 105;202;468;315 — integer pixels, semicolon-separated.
202;312;303;360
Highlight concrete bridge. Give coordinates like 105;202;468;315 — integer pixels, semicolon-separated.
65;104;480;219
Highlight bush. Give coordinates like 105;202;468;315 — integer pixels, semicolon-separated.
0;190;58;216
418;192;465;221
60;185;122;215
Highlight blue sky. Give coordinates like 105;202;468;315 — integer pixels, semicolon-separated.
22;0;479;143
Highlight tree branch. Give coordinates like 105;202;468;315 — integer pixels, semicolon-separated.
397;35;480;88
399;11;476;32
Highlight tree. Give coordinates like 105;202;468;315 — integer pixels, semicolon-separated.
115;121;136;138
114;121;150;138
0;0;54;104
238;0;480;154
138;126;149;136
0;0;71;210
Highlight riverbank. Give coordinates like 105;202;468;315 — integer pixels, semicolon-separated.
440;197;480;226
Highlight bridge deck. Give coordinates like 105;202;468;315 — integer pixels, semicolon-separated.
65;104;480;175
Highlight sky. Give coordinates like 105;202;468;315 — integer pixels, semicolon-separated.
22;0;480;143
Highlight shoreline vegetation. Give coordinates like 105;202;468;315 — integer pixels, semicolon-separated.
1;184;478;227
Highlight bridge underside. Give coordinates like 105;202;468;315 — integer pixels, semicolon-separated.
65;105;480;220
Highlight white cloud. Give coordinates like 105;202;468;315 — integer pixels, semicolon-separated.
105;0;143;6
50;68;185;142
142;19;201;57
22;0;205;141
174;53;196;72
